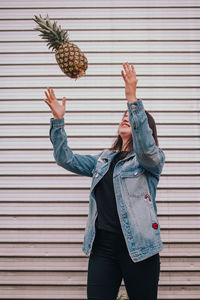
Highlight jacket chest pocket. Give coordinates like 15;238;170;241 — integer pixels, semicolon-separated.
120;168;148;197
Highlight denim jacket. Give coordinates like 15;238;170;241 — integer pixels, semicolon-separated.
49;99;165;262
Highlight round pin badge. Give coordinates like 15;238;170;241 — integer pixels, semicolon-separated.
152;223;158;229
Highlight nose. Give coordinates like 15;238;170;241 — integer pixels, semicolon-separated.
122;118;129;123
120;119;130;127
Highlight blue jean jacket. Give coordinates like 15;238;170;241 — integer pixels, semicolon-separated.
49;99;165;262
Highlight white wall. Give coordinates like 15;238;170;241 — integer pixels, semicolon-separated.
0;0;199;299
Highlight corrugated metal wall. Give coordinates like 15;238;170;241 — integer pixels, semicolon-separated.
0;0;199;299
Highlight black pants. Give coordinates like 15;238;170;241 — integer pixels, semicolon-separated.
87;228;160;300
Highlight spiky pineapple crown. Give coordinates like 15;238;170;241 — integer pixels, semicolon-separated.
33;14;69;51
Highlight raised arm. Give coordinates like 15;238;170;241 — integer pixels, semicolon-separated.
121;63;165;177
44;87;102;177
49;117;102;177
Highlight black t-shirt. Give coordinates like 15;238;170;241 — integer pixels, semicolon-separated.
94;151;127;233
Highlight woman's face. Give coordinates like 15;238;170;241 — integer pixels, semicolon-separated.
118;110;132;138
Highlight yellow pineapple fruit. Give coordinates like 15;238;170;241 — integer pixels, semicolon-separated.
33;14;88;79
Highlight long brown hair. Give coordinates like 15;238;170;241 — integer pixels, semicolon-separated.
108;109;159;159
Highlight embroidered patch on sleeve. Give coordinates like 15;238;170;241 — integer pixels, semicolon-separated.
144;193;151;202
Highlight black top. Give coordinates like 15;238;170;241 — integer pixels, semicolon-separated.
94;151;127;234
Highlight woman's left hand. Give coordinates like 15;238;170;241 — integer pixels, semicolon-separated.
121;62;138;103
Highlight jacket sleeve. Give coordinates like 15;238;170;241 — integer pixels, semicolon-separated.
49;117;103;177
127;99;165;177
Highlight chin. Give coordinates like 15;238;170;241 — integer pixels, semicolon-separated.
119;129;132;139
120;133;131;138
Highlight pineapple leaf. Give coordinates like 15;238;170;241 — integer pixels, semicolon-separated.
53;21;56;31
63;31;69;39
33;14;69;49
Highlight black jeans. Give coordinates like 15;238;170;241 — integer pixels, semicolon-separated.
87;228;160;300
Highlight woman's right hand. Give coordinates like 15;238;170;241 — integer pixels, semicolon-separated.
44;87;66;119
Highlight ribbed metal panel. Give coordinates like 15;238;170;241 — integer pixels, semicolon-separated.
0;0;199;299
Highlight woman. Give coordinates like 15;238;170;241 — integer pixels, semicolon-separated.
44;63;165;300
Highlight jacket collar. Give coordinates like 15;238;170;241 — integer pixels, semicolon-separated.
100;149;136;162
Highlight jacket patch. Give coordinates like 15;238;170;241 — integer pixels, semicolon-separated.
144;193;151;202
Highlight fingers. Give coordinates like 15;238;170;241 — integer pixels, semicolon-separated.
46;87;55;98
44;88;51;103
123;63;135;75
123;62;131;76
123;63;129;77
62;96;66;107
45;89;50;100
121;70;127;83
44;98;52;108
131;64;136;74
51;88;56;98
44;87;54;108
123;62;135;77
123;63;130;74
44;87;56;103
125;62;131;72
122;63;129;82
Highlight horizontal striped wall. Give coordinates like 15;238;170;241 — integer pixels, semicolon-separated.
0;0;200;299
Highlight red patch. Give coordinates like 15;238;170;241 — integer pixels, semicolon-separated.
152;223;158;229
144;193;151;202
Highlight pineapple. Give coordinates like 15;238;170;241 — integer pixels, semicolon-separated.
33;14;88;79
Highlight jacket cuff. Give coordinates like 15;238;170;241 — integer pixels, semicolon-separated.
50;117;65;128
127;98;144;113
